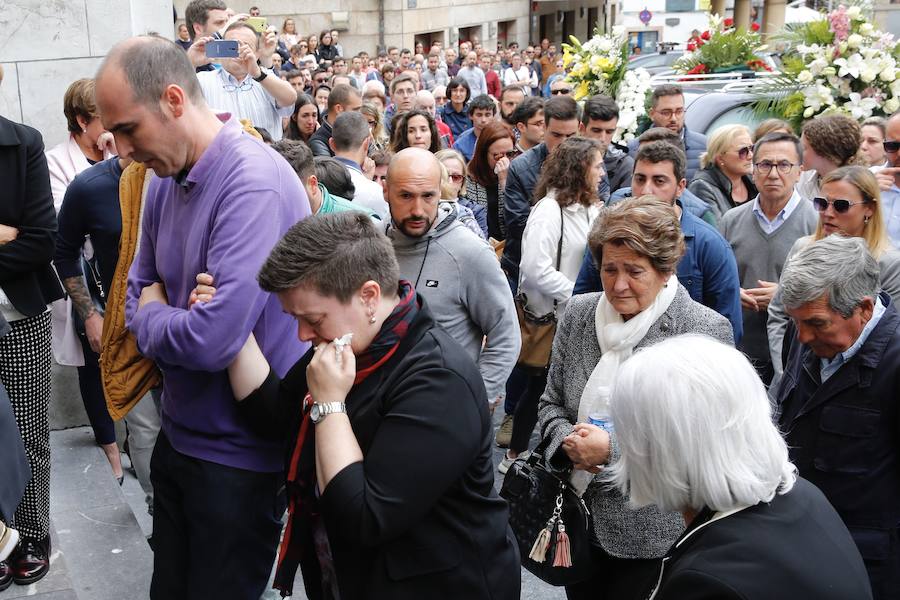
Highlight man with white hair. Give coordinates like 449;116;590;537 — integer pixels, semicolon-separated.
415;89;454;147
876;112;900;248
776;234;900;598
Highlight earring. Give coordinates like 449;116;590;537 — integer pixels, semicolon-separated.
369;315;376;324
864;215;870;224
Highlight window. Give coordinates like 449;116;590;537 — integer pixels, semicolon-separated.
665;0;695;12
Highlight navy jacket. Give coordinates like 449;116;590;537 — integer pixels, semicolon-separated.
608;185;716;226
438;104;471;140
628;126;708;183
648;478;871;600
776;294;900;598
574;200;743;343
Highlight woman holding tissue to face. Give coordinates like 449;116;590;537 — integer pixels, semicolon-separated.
535;197;734;600
190;211;519;600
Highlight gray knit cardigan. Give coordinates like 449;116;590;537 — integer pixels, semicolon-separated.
537;285;734;559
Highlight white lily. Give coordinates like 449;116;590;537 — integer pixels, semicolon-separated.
834;53;865;78
844;93;878;119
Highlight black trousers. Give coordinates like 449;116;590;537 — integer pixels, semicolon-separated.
509;371;548;453
149;431;285;600
76;330;115;446
564;543;660;600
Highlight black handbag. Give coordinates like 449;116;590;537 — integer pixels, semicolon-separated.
500;437;593;586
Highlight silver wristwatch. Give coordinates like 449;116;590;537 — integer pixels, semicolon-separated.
309;401;347;424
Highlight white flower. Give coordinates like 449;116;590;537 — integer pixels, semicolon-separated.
885;97;900;113
891;79;900;97
834;53;865;78
860;22;874;36
879;67;896;82
808;57;829;76
847;34;863;49
803;82;834;111
844;92;878;119
860;68;878;83
822;66;837;77
804;107;816;118
847;5;861;18
797;70;813;84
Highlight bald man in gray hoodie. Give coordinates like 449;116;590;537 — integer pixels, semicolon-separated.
385;149;520;410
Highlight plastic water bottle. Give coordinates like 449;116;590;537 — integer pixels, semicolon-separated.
587;386;614;434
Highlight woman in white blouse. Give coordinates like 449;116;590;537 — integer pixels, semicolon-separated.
502;53;538;96
501;137;605;470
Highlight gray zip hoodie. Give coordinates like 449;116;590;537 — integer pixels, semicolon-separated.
387;202;521;402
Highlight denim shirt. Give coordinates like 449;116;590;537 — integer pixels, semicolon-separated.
573;200;743;343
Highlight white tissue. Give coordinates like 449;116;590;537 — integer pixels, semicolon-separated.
333;333;353;367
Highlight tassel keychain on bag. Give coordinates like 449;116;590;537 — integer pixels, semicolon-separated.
528;489;574;567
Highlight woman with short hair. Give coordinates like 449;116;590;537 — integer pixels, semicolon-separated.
439;78;472;139
535;196;734;600
752;118;793;143
767;165;900;386
284;93;319;143
389;109;441;154
196;212;520;599
689;124;757;218
463;121;517;240
609;334;871;599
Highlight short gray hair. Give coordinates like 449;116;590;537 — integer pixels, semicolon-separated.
781;235;880;318
331;111;370;152
99;36;204;109
608;334;797;513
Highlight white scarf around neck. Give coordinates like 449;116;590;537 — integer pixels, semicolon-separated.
570;275;679;494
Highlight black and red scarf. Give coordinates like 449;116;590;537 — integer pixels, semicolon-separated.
274;281;419;598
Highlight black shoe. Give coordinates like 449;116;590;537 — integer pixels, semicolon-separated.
11;535;50;585
0;561;12;592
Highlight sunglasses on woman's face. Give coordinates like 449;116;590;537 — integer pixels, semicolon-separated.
735;145;753;159
812;196;869;213
884;140;900;153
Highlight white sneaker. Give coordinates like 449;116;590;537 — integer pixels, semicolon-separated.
497;450;530;475
0;522;19;562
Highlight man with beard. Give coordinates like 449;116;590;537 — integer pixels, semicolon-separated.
385;148;520;413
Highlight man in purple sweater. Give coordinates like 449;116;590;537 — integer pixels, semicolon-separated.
95;36;310;598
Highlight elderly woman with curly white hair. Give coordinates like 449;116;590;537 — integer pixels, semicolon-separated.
608;334;872;600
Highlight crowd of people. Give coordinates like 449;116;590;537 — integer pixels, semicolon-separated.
1;0;900;598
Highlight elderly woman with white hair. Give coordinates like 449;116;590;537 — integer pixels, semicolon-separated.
609;334;872;599
536;197;734;600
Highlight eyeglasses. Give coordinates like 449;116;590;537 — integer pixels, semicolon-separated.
449;173;465;182
655;108;684;119
883;140;900;153
754;160;796;175
812;196;870;213
526;119;545;128
222;81;254;92
434;96;447;102
551;88;572;95
734;145;753;159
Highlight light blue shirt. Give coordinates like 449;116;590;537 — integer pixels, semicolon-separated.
882;184;900;250
751;189;804;234
197;67;293;141
820;295;886;382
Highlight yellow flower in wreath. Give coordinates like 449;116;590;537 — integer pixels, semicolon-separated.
574;80;591;100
